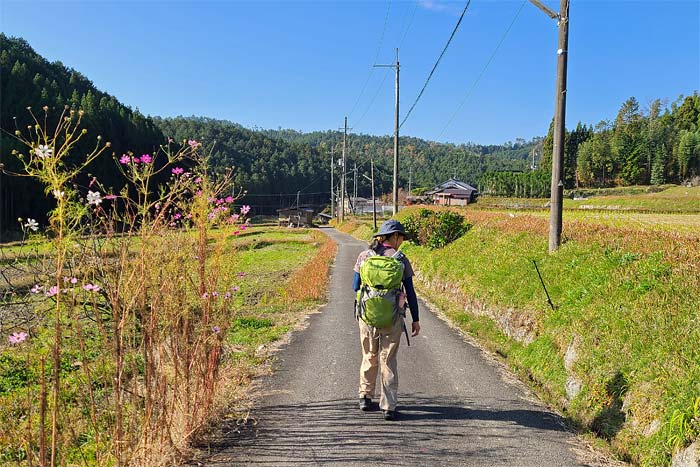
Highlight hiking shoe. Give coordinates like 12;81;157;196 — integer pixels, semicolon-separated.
383;410;397;421
359;396;372;411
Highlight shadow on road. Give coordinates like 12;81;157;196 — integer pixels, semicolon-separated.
193;394;575;466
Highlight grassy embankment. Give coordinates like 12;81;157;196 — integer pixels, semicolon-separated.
336;195;699;466
0;227;336;465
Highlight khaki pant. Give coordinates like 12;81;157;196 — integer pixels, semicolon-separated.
358;316;404;411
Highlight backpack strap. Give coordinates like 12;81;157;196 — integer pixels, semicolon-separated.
391;250;405;261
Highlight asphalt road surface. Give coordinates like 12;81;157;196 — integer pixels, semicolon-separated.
197;228;617;467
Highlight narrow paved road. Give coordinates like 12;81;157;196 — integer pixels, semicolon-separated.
199;228;609;466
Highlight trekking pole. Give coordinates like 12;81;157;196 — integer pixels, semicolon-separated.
532;260;556;311
403;320;410;347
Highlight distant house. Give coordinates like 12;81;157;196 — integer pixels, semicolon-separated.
426;178;478;206
277;206;314;227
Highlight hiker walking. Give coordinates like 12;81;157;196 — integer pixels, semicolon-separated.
353;219;420;421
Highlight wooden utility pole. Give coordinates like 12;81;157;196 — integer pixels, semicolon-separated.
362;157;378;230
529;0;569;253
353;161;357;214
330;148;335;219
371;157;377;231
340;117;348;222
375;48;400;215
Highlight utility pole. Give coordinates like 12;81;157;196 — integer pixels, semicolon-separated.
375;48;400;215
330;149;334;219
339;117;349;222
353;162;358;214
362;157;378;231
371;157;377;231
529;0;569;253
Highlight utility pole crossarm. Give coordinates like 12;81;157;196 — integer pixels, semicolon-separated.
529;0;559;20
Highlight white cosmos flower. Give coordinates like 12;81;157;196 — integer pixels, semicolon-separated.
35;145;53;159
24;218;39;231
86;190;102;206
52;190;64;199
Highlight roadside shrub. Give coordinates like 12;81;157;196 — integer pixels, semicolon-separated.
402;209;471;249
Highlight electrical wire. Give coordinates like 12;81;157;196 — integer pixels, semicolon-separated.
352;0;418;130
436;0;527;140
347;1;392;121
399;0;473;129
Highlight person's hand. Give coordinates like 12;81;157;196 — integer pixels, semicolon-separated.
411;321;420;337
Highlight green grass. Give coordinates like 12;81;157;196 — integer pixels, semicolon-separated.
474;185;700;214
339;209;700;466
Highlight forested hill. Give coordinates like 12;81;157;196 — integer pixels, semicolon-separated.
256;128;535;192
0;34;164;232
153;117;331;210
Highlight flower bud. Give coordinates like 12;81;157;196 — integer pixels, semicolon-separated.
14;130;20;136
26;106;31;110
97;135;102;140
43;106;49;111
105;142;111;147
82;129;87;134
79;110;85;116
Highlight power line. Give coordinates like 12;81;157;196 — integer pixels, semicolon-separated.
352;0;418;130
398;0;419;48
347;1;392;121
399;0;473;129
437;0;527;140
244;191;328;197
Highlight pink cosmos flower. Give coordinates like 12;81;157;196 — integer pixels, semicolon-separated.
185;214;193;219
132;157;140;164
119;154;131;164
231;214;240;222
224;292;231;299
31;284;43;294
240;205;251;215
225;196;234;203
238;272;246;277
168;137;174;143
172;167;184;175
188;139;200;149
104;194;117;200
173;213;182;220
46;286;59;297
82;284;100;292
194;177;202;184
207;212;216;221
140;154;153;164
212;326;220;334
212;291;219;297
70;277;78;284
8;332;28;345
230;286;240;292
240;225;248;231
202;292;209;299
233;230;240;236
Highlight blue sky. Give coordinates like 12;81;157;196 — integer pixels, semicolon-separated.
2;0;698;145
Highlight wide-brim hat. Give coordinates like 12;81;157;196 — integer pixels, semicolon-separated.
373;219;407;238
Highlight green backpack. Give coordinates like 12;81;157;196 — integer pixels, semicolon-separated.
356;250;405;328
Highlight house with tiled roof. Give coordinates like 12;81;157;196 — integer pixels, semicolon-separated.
426;178;478;206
